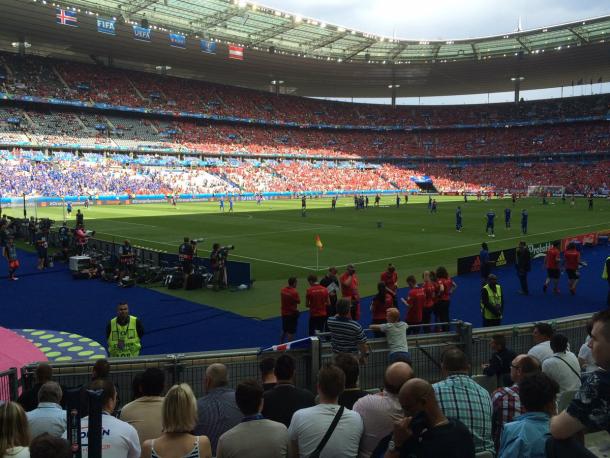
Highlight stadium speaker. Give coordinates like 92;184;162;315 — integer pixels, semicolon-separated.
141;18;149;29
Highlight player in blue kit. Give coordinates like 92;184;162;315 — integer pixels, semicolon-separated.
486;209;496;237
219;197;225;212
229;196;234;213
455;206;463;232
521;209;528;234
504;207;511;229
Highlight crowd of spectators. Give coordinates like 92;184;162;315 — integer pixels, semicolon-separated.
2;52;610;128
2;309;608;457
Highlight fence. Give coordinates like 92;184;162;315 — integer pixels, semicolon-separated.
0;368;19;402
13;313;593;407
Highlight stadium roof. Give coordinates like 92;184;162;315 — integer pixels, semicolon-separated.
2;0;610;98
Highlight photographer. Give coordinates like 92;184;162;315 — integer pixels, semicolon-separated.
119;240;135;278
35;226;49;270
210;243;234;290
74;224;88;255
58;222;70;261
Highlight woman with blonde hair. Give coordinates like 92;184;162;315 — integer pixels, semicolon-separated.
0;401;30;458
141;384;211;458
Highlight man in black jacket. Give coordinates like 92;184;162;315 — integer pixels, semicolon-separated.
482;335;516;387
516;241;532;295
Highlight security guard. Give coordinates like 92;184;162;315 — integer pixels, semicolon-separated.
481;274;504;327
106;302;144;358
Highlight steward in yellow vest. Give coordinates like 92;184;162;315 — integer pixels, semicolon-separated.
481;274;503;327
106;303;143;358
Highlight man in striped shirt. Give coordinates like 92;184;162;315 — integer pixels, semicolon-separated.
433;348;495;455
326;299;370;364
491;354;540;449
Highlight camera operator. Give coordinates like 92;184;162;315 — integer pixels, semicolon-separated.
35;226;49;270
28;217;36;245
210;243;234;290
119;240;135;278
178;237;194;283
74;224;88;255
58;222;70;261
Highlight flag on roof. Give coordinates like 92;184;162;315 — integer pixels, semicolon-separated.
315;235;323;250
228;45;244;60
260;337;313;353
56;8;78;27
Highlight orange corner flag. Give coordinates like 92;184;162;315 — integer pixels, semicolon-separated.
315;235;323;250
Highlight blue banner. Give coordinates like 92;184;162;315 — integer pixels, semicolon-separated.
97;17;116;35
169;33;186;48
133;25;151;42
200;39;216;54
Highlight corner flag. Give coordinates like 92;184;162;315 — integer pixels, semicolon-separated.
315;235;323;250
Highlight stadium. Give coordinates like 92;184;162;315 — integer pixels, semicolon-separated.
0;0;609;456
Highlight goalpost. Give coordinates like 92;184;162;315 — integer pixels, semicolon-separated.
4;196;39;219
526;185;565;197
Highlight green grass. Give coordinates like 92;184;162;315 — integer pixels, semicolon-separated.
5;196;609;319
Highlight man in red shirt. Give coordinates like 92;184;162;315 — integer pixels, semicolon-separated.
280;277;300;343
381;264;399;306
402;275;426;334
340;264;360;320
305;274;330;336
543;241;561;294
435;266;457;332
422;271;437;333
563;242;581;295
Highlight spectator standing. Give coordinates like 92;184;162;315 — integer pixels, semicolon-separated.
528;323;554;364
541;334;582;396
380;264;398;306
288;364;363;458
280;277;300;343
384;378;476;458
26;382;66;439
516;241;531;295
259;357;277;391
334;353;367;409
193;364;241;456
262;354;315;428
434;266;456;332
370;308;410;364
482;335;516;387
480;274;504;327
0;402;30;458
327;299;370;364
340;264;361;320
543;241;561;294
119;368;165;445
106;302;144;358
319;267;340;318
17;362;53;412
71;379;140;458
498;373;559;458
353;362;413;458
432;348;495;455
491;355;540;449
29;434;71;458
306;274;330;336
370;282;393;337
141;384;211;458
217;380;289;458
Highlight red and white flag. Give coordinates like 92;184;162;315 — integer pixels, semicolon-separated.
228;44;244;60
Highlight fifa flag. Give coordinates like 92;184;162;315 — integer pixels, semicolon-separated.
200;40;217;54
228;44;244;60
56;8;78;27
315;235;323;250
169;33;186;49
97;17;116;35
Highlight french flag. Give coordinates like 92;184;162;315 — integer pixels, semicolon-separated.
228;44;244;60
260;337;312;353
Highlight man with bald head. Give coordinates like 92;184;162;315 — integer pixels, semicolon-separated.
491;354;540;448
353;362;413;458
194;363;241;455
384;378;475;457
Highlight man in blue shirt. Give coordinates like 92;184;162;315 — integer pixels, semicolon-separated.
229;197;234;213
486;210;496;237
504;208;511;229
455;207;463;232
27;381;67;438
521;209;528;235
219;197;225;212
499;372;559;458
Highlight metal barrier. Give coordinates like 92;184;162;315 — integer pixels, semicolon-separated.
13;313;594;405
0;367;19;402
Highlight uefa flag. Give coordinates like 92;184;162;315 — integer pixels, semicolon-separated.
228;44;244;60
315;235;323;250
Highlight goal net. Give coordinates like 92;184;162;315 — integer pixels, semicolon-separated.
3;196;39;219
527;185;565;197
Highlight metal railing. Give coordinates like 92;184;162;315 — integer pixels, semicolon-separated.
13;313;593;406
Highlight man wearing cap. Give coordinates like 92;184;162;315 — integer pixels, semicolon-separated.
340;264;361;320
481;274;504;327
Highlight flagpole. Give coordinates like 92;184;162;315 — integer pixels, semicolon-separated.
316;246;319;272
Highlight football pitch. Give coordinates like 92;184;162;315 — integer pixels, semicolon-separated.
5;195;610;319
